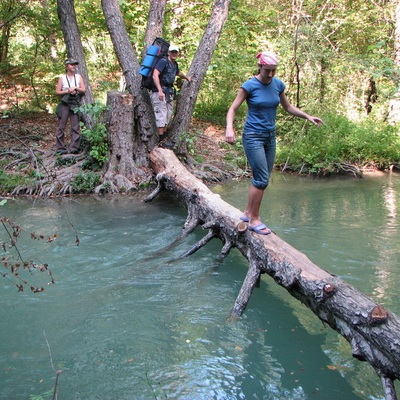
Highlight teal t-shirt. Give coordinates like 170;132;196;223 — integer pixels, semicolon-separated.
242;77;285;132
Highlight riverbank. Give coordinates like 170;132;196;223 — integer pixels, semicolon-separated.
1;111;398;196
0;111;243;195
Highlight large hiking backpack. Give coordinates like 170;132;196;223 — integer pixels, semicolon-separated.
139;37;170;90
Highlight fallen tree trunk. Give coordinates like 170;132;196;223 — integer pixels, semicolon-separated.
147;147;400;400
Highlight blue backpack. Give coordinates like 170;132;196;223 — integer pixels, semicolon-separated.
139;38;170;90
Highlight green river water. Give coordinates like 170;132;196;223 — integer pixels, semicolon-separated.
0;172;399;399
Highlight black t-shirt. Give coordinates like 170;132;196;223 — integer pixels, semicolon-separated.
152;58;179;91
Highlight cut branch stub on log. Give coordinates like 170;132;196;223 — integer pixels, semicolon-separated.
147;147;400;398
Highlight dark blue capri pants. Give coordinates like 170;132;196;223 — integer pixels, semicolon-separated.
242;130;276;190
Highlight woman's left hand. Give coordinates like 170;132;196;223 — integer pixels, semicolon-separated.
308;116;324;126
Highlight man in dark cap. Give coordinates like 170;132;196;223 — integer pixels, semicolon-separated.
54;58;86;155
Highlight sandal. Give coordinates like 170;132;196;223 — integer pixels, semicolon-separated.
249;223;271;235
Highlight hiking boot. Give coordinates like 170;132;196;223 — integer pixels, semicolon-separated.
55;149;67;155
159;141;174;149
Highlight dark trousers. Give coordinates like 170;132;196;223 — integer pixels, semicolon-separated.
56;104;81;152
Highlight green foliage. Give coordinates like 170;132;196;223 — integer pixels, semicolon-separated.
221;138;248;172
0;170;33;193
1;0;62;110
54;156;77;168
276;113;400;173
194;99;232;126
178;131;197;156
71;172;100;193
78;101;109;168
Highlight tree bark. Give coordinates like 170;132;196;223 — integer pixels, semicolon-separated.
142;0;167;54
99;91;149;193
147;147;400;399
101;0;158;167
169;0;232;154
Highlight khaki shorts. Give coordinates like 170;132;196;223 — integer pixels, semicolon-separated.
150;92;174;128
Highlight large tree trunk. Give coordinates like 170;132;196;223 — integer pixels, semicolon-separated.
142;0;167;54
101;0;157;167
169;0;232;155
57;0;94;128
98;91;150;193
0;2;26;63
147;147;400;400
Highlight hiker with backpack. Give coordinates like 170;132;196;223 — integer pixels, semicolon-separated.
150;44;191;144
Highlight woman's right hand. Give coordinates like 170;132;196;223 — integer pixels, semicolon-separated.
225;129;236;144
158;90;165;101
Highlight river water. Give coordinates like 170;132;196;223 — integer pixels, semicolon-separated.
0;172;399;400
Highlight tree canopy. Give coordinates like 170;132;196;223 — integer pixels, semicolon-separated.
1;0;398;118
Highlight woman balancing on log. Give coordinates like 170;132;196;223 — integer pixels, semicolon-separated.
225;51;323;235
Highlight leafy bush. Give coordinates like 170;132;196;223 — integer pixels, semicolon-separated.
77;101;109;168
0;171;34;193
276;112;400;173
71;172;100;193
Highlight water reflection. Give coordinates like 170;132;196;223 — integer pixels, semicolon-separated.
372;175;398;301
1;172;399;399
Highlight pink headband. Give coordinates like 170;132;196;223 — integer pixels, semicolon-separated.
256;51;279;66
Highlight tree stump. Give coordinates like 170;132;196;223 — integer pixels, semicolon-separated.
100;91;151;193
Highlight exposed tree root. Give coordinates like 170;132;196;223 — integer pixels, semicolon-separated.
230;258;260;318
176;229;217;260
144;174;164;202
7;149;85;196
334;162;362;177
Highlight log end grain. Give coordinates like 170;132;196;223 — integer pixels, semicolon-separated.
369;305;389;325
237;221;248;233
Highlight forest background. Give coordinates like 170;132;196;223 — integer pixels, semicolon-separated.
1;3;400;397
1;0;400;195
